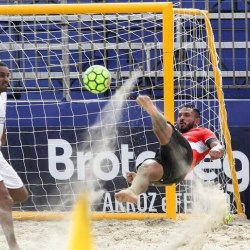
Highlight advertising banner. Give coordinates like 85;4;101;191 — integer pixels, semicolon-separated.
3;126;250;217
3;100;250;218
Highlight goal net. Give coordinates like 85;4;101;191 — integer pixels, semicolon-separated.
0;3;243;219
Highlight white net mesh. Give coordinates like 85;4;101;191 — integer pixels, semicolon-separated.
0;11;238;214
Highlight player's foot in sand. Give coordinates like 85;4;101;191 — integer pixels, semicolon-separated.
115;188;138;203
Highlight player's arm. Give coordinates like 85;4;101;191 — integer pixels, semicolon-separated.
1;127;6;146
207;138;225;160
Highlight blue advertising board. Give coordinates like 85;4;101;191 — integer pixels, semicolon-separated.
2;100;250;218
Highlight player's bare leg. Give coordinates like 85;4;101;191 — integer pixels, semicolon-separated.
8;186;28;204
0;181;20;250
0;185;27;250
116;96;172;203
136;95;173;145
115;160;163;203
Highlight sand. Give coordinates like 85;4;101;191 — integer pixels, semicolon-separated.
0;181;248;250
0;216;249;250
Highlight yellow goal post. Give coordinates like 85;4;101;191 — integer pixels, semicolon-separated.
0;2;243;220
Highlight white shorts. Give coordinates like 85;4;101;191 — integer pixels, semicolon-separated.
0;151;24;189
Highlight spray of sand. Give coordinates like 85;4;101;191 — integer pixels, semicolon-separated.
166;177;228;250
78;71;141;203
63;71;141;249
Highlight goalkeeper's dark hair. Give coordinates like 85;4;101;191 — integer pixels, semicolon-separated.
0;61;8;68
180;104;201;118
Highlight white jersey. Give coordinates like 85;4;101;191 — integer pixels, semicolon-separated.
0;92;23;188
0;92;6;146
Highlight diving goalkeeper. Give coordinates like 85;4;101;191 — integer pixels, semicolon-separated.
115;95;225;203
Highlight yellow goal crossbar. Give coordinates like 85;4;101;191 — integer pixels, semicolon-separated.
0;2;171;15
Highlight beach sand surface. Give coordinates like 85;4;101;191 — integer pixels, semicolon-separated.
0;216;249;250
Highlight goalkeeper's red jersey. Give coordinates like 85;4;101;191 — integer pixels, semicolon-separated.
181;127;217;170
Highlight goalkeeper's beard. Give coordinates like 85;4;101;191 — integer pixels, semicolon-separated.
178;121;197;133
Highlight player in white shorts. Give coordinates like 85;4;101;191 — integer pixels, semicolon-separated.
0;62;28;250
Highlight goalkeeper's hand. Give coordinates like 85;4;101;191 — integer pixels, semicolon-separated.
209;143;225;160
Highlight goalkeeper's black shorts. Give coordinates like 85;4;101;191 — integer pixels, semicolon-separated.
137;122;193;185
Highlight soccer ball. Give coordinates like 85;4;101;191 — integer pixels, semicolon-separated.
82;65;111;94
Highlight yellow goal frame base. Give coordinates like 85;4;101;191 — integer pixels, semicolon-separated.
13;211;171;221
13;211;246;221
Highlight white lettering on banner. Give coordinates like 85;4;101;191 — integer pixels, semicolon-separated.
126;202;136;212
176;193;182;211
47;139;250;191
137;194;147;212
103;192;113;211
102;191;237;214
136;151;155;166
102;192;159;212
161;197;166;212
77;151;92;180
183;193;192;213
121;144;133;175
47;139;155;181
192;158;221;181
93;152;120;180
102;192;209;213
185;152;249;192
148;192;157;212
48;139;74;180
223;151;249;192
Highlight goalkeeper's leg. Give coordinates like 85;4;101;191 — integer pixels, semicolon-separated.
115;160;164;203
115;95;173;203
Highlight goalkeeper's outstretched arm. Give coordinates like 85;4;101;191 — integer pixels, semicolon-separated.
136;95;174;146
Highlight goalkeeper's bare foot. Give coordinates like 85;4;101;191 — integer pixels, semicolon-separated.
115;188;138;204
136;95;157;115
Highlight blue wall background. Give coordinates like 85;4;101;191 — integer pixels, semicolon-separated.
3;99;250;218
